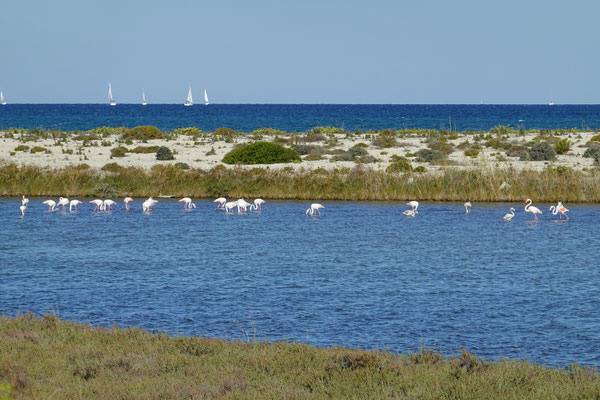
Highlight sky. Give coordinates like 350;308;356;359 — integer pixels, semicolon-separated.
0;0;597;104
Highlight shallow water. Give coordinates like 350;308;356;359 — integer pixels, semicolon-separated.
1;198;599;367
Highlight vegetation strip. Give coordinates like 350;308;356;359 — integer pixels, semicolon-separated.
0;314;598;398
1;163;599;202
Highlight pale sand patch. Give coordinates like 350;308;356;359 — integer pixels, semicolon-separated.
0;131;597;173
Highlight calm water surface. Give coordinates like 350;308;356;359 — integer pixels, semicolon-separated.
1;199;599;367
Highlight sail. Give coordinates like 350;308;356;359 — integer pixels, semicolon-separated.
0;91;4;103
187;87;193;103
108;83;113;102
204;89;209;105
142;90;146;102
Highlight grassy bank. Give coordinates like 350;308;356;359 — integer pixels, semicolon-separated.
0;314;598;399
1;163;600;203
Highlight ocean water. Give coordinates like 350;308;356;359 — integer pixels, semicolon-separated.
1;198;599;368
0;104;599;132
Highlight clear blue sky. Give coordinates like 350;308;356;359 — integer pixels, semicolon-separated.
0;0;597;104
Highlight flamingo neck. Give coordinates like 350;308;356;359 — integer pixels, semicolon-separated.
524;199;532;212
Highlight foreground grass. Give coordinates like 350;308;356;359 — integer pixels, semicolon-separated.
1;314;598;399
1;163;600;203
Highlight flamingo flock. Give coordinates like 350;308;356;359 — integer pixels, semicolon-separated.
15;195;573;222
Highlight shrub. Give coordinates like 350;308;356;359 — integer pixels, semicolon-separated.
583;147;600;159
123;126;164;141
222;142;301;164
386;157;412;173
73;134;100;141
372;131;398;148
428;140;454;155
310;126;346;135
206;147;216;156
484;138;504;149
292;144;319;156
413;166;427;173
30;146;47;153
173;127;201;136
524;142;555;161
110;146;128;158
331;145;373;162
464;149;479;158
129;146;160;154
174;162;190;169
304;154;325;161
101;162;124;173
214;127;236;136
553;138;571;155
156;146;175;161
415;149;445;163
14;145;29;152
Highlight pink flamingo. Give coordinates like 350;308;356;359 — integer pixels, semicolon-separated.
224;201;237;213
142;197;158;212
236;199;250;213
178;197;196;209
250;198;265;211
407;201;419;213
69;199;82;212
549;201;569;220
43;200;56;211
124;197;133;211
20;204;27;216
56;197;69;211
464;202;472;214
90;199;104;212
214;197;227;209
524;199;542;221
306;203;324;216
21;195;29;207
103;199;116;211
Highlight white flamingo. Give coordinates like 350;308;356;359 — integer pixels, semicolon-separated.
549;201;569;220
21;195;29;207
214;197;227;209
178;197;196;209
224;201;237;213
90;199;104;212
42;200;56;211
236;199;251;213
103;199;116;211
124;197;133;211
407;201;419;213
524;199;542;221
69;199;82;212
464;202;472;214
57;197;69;211
503;207;515;221
306;203;324;216
142;197;158;212
250;198;265;211
403;209;417;217
20;204;27;216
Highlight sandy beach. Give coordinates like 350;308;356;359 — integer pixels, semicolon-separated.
0;130;597;173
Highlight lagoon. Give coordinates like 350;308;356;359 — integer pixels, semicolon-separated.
1;198;599;367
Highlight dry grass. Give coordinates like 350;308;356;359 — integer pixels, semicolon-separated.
0;314;599;399
1;163;599;202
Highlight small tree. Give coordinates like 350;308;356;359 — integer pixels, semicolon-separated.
156;146;175;160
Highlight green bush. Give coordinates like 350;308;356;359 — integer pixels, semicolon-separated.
14;145;29;152
173;127;201;136
110;146;128;158
372;131;398;148
386;157;412;173
123;126;164;141
174;162;190;169
101;162;124;173
413;166;427;173
129;145;160;154
30;146;47;153
156;146;175;161
583;147;600;159
206;147;216;156
292;144;320;155
553;138;571;155
214;127;236;136
524;142;556;161
464;149;479;158
222;142;301;164
428;140;454;155
415;149;445;163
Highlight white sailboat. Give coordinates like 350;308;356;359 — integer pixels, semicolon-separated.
184;86;193;106
548;98;554;106
0;91;5;105
108;83;117;106
142;90;147;106
204;89;209;105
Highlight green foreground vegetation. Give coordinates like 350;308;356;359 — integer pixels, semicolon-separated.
1;314;598;399
1;163;600;202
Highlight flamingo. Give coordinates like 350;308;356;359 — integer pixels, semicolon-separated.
224;201;237;213
503;207;515;221
236;199;251;213
403;209;416;217
178;197;196;209
214;197;227;209
69;199;82;212
20;204;27;216
464;202;472;214
524;199;542;221
549;201;569;220
142;197;158;212
42;200;56;211
21;195;29;207
250;198;265;211
124;197;133;211
57;197;69;211
90;199;104;212
306;203;324;216
103;199;117;211
407;201;419;213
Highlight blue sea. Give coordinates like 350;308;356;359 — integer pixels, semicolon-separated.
0;104;599;131
1;198;599;368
